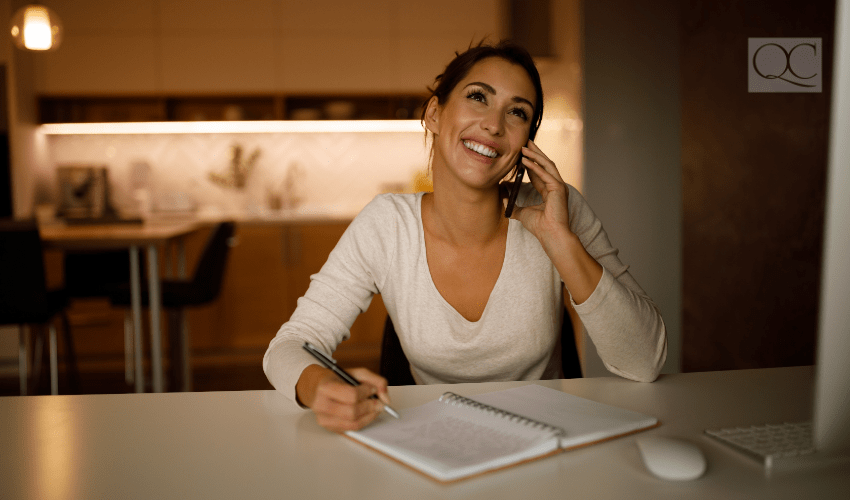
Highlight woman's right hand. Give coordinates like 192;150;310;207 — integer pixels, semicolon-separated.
295;364;392;433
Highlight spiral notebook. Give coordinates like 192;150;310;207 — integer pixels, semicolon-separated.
345;384;659;482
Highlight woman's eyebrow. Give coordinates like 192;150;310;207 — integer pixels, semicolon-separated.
464;81;534;109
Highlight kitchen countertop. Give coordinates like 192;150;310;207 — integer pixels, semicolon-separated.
170;203;360;224
67;207;360;226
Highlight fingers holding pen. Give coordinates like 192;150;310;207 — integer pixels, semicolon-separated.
300;343;399;431
313;377;385;432
348;367;393;407
315;406;382;433
310;367;393;433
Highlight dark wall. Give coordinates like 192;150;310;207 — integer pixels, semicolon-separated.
583;0;682;374
681;0;836;371
0;65;11;218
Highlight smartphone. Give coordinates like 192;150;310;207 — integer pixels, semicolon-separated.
504;156;525;218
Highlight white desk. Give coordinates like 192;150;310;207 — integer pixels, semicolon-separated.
0;367;847;499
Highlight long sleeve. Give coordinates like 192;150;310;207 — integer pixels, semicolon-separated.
264;186;667;406
262;196;397;404
563;184;668;382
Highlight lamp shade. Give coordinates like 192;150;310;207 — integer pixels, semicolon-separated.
10;4;62;51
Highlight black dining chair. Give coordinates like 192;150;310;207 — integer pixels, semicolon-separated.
107;221;236;391
379;308;583;386
64;250;141;298
64;249;145;386
0;219;77;395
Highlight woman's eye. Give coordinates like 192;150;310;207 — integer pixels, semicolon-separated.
466;90;486;103
510;108;529;121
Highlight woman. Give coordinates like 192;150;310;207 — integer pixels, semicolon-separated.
263;41;667;432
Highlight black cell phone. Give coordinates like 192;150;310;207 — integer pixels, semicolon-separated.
504;157;525;218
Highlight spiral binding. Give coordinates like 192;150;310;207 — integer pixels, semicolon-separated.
438;392;566;437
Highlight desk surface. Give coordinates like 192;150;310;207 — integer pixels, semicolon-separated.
1;366;846;500
39;220;202;250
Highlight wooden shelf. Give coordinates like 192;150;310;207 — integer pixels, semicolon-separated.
38;94;427;123
39;97;168;123
284;94;425;120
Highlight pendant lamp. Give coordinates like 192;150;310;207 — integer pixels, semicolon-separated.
10;4;62;51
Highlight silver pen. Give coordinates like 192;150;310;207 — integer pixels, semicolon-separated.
302;342;401;419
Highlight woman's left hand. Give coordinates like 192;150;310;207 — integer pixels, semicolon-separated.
506;140;572;245
506;140;603;305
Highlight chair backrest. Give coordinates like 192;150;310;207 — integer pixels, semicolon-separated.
64;250;140;298
379;317;416;385
379;309;583;385
0;219;51;324
560;311;583;379
187;221;235;303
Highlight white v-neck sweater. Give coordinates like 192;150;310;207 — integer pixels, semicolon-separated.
263;183;667;405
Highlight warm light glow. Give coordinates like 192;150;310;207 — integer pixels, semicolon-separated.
34;398;78;498
535;93;584;190
10;4;63;52
40;120;426;135
23;6;52;50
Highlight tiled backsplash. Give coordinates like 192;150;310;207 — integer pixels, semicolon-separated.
43;130;430;219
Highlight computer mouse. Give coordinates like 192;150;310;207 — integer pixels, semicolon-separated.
635;436;707;481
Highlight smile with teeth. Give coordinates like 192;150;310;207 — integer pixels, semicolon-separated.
463;140;498;158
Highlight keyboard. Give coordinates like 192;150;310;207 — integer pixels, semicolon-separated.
705;421;815;468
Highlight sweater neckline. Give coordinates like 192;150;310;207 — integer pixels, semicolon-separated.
415;192;515;326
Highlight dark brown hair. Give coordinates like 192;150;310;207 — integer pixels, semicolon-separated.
421;40;544;141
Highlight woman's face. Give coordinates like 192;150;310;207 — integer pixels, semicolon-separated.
426;57;537;191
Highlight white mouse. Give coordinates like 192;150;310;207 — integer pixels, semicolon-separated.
635;436;707;481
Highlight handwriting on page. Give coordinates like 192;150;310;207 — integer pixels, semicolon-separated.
366;414;540;469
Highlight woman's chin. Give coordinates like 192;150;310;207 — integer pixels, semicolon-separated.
433;162;511;192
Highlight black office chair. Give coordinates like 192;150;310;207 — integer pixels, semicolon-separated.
379;308;583;386
0;219;77;395
108;221;235;391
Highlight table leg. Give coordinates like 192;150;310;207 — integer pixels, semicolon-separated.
167;311;183;391
177;238;186;277
49;325;58;395
177;238;192;392
180;315;191;392
124;312;133;384
129;246;144;393
18;327;27;395
166;237;191;392
164;243;173;278
147;244;164;393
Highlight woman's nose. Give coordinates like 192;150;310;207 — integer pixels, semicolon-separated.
481;109;505;136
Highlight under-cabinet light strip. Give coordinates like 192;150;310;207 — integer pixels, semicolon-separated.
40;120;425;135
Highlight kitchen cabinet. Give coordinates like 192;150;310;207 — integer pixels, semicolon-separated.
38;94;426;123
31;1;500;96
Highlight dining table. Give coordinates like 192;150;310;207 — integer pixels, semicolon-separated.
39;220;203;393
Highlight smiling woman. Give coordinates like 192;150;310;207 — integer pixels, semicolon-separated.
263;40;668;434
424;57;536;193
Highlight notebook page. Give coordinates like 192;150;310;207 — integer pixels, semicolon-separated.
347;398;560;481
470;384;658;448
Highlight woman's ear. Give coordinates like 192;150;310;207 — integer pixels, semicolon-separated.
423;96;441;135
